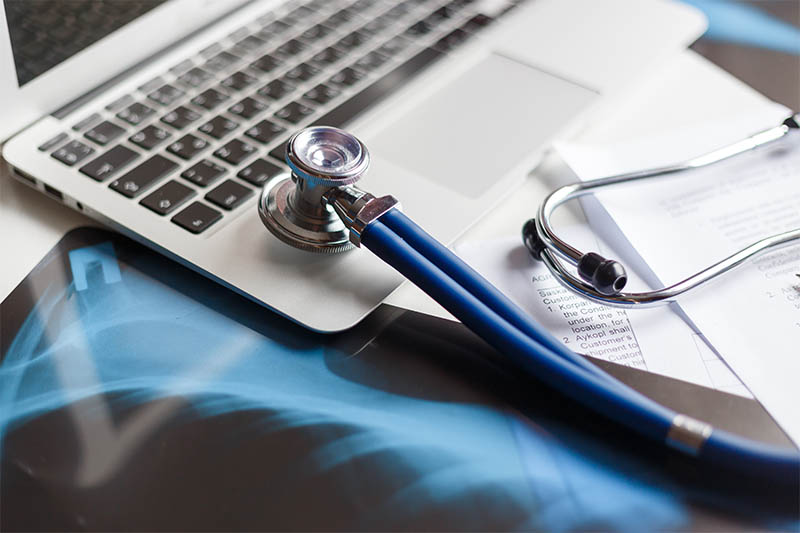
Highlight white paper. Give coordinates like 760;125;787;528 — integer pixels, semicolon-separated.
555;51;799;444
457;226;750;396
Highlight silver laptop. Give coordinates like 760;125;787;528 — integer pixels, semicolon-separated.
1;0;704;332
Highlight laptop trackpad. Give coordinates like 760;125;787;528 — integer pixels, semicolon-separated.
365;53;597;198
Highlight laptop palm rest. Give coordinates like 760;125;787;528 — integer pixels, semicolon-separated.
364;53;597;199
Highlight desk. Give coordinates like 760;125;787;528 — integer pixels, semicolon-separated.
1;5;799;530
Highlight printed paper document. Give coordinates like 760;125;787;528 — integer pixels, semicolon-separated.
457;225;749;395
558;110;799;445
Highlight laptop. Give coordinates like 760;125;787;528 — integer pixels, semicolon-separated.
1;0;704;332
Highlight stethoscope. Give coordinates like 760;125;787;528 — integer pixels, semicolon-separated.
522;113;800;306
258;122;800;486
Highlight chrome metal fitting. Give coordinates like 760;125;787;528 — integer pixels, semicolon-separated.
665;414;713;456
324;185;400;247
259;125;397;253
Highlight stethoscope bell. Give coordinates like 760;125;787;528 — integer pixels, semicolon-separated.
259;126;371;253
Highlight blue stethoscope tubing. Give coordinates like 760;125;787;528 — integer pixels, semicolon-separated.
362;208;800;486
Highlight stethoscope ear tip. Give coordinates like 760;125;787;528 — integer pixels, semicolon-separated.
522;219;546;261
521;214;628;295
577;252;628;296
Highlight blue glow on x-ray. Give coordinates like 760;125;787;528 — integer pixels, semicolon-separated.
682;0;800;55
0;242;689;530
68;241;121;291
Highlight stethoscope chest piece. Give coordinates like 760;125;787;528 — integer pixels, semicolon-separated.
259;126;370;253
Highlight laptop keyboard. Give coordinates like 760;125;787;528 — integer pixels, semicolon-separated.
41;0;522;235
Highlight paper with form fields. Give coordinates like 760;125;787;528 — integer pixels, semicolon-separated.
457;227;750;396
555;51;798;444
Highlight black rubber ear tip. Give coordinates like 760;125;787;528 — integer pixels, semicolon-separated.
577;252;628;295
522;219;546;261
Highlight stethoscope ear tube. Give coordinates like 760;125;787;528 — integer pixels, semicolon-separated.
529;116;800;307
379;209;610;382
362;208;799;487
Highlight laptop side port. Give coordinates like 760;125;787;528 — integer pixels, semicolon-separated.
10;165;88;213
10;166;37;187
43;183;64;201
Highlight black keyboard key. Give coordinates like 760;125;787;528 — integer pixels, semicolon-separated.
161;106;201;129
228;97;267;119
268;139;290;163
353;51;388;72
167;134;209;160
130;124;171;149
359;14;393;35
105;94;134;112
147;84;185;106
302;83;340;105
191;88;229;110
274;39;307;58
169;58;194;75
52;140;94;166
205;179;253;210
336;31;369;51
376;35;410;57
314;47;444;128
351;0;378;9
177;67;213;88
72;112;101;131
237;158;284;186
214;139;255;165
250;53;283;73
172;202;222;234
257;79;294;100
405;20;432;36
182;159;226;187
84;120;125;146
117;102;155;126
274;101;314;124
462;13;493;33
435;28;470;52
260;19;292;36
385;3;412;19
109;155;178;198
38;132;68;151
138;77;164;94
228;26;250;42
140;180;195;215
325;8;359;28
244;119;285;144
200;43;222;58
328;67;365;88
429;5;456;22
299;23;333;41
221;70;257;91
310;47;345;67
305;0;330;10
283;62;320;83
79;145;139;181
236;35;267;52
198;116;238;139
285;5;314;23
205;51;240;72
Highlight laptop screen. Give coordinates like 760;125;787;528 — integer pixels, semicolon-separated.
4;0;168;87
